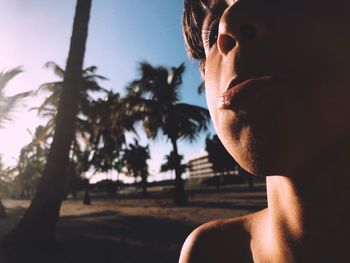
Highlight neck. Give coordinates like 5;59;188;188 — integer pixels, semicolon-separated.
265;140;350;262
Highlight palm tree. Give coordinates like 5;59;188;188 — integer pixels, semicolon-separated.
14;126;49;199
205;134;237;175
0;199;5;218
32;61;108;142
78;92;136;201
122;140;150;197
160;151;187;176
32;62;108;200
0;68;31;217
0;156;9;218
197;82;205;95
85;92;135;173
126;62;211;205
3;0;92;246
206;134;254;189
0;68;32;126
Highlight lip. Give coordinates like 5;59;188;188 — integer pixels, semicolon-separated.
218;76;285;110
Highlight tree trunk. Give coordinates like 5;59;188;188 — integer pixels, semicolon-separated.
83;180;91;205
246;173;254;190
2;0;91;246
216;175;221;190
141;174;147;197
0;198;6;218
239;166;254;190
171;138;187;205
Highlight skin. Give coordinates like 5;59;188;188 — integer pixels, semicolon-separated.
180;0;350;262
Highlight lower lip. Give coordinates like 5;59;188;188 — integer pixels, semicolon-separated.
218;76;286;110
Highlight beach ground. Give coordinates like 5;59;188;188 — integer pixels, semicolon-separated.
0;183;267;263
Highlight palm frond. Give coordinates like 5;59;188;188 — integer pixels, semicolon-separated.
175;103;210;129
31;125;51;144
169;63;185;88
34;93;60;116
0;67;23;91
0;91;33;123
197;82;205;94
127;61;210;157
83;80;108;93
7;90;32;103
35;81;63;95
43;61;65;78
0;68;32;127
84;74;108;82
83;66;97;74
167;103;211;142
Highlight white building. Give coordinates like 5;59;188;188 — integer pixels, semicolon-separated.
186;151;238;183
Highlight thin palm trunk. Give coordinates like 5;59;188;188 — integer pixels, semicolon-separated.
244;171;254;190
141;174;147;197
171;138;187;205
2;0;91;245
0;198;6;218
83;179;91;205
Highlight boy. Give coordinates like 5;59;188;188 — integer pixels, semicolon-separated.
180;0;350;262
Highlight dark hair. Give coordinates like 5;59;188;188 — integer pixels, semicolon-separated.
182;0;211;68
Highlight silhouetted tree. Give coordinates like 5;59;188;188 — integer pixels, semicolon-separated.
14;126;49;199
77;92;136;200
0;68;32;127
197;82;205;94
32;61;108;193
32;61;108;139
206;134;254;189
126;62;210;205
62;161;79;199
238;165;254;190
205;134;237;174
0;67;31;217
3;0;92;246
205;134;237;188
85;93;134;172
30;60;108;205
122;141;150;197
0;157;9;218
160;151;187;177
0;200;5;218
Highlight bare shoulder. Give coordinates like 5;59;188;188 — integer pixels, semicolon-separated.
178;211;265;263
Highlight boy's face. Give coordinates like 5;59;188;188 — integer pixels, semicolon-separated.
202;0;350;175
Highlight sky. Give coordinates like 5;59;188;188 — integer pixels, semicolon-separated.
0;0;214;183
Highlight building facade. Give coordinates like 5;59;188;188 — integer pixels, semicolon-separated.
187;151;238;183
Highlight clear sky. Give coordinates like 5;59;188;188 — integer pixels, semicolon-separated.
0;0;213;182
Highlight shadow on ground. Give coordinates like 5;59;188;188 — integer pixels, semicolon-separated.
186;201;266;211
0;210;195;263
0;183;267;263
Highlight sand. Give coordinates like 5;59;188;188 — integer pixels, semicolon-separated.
0;183;267;263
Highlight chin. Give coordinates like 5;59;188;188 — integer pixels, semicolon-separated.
218;121;291;177
231;139;289;176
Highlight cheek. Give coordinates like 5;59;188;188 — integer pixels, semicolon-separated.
204;52;226;123
204;81;247;167
205;78;232;140
204;77;219;126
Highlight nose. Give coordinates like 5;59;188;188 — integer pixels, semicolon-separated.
217;1;266;56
